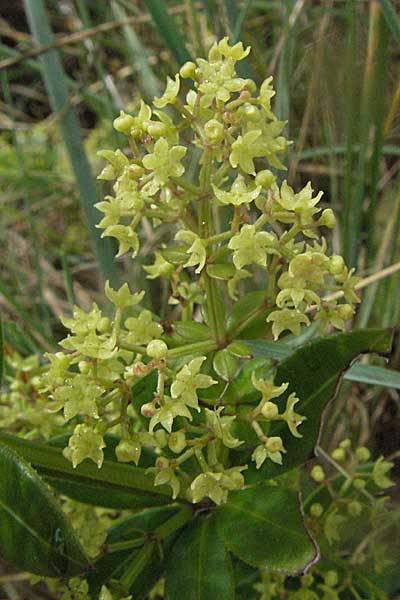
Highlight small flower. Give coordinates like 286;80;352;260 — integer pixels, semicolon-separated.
97;149;129;181
251;372;288;401
212;174;261;207
205;407;242;449
142;138;187;189
252;436;286;468
149;457;181;499
170;357;217;411
101;224;139;258
124;310;163;345
105;281;144;309
372;456;394;489
228;224;277;270
64;424;105;468
144;252;174;279
53;374;104;421
175;230;207;273
281;393;306;438
154;74;180;108
278;180;323;214
267;308;310;339
190;465;246;505
149;397;192;433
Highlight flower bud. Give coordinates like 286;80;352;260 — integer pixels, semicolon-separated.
204;119;224;143
115;439;141;464
155;429;168;447
242;79;257;93
97;317;111;333
141;402;156;417
266;436;283;453
242;104;258;121
324;571;339;587
113;111;135;134
146;339;168;359
337;304;354;321
310;503;324;517
319;208;336;228
132;196;145;211
310;465;325;482
147;122;168;138
331;447;346;461
339;438;351;449
353;478;366;490
79;361;90;374
329;254;345;275
179;61;196;79
255;169;275;188
128;164;145;180
168;431;186;454
347;500;363;517
355;446;371;462
261;401;279;420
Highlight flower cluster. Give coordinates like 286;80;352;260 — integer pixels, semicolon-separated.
32;38;362;507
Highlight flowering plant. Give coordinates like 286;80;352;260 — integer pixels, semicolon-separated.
0;39;397;600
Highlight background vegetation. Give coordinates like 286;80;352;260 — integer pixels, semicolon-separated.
0;0;399;597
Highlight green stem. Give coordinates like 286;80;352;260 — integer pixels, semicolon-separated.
167;340;218;359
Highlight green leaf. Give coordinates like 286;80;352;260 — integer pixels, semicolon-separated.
248;329;393;480
227;291;271;339
378;0;400;46
246;332;400;389
206;263;236;280
23;0;118;285
213;349;239;381
0;442;89;577
0;314;3;385
0;432;184;504
216;484;318;575
89;506;187;599
174;321;211;342
165;514;234;600
143;0;192;65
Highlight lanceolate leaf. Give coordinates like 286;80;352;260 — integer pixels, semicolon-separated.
0;314;3;385
216;484;318;576
249;329;393;481
90;506;190;599
165;514;234;600
0;442;89;577
0;433;184;506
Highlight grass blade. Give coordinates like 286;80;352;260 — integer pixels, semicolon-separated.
23;0;119;286
111;1;160;101
142;0;191;65
378;0;400;44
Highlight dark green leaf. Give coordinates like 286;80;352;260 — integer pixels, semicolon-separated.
378;0;400;46
174;321;211;341
249;329;393;481
227;291;271;339
0;315;3;385
143;0;192;65
206;263;236;280
165;514;234;600
90;506;184;599
0;442;89;577
0;432;183;504
247;333;400;389
213;349;239;381
216;484;318;575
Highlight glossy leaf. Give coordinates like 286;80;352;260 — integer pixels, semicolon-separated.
0;433;182;506
165;514;234;600
206;263;236;280
174;321;211;341
90;506;187;599
216;484;318;575
213;349;239;381
248;329;393;481
246;335;400;388
0;442;89;577
227;291;271;339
